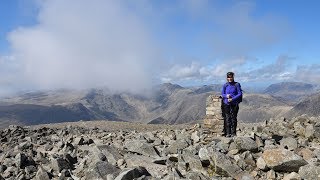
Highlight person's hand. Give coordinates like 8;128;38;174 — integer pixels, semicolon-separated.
227;94;231;98
228;98;232;102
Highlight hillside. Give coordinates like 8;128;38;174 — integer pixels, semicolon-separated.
263;82;316;104
238;93;292;123
286;92;320;118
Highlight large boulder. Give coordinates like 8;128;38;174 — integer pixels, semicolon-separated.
262;149;307;172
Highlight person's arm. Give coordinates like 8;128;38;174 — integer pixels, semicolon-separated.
231;83;242;101
221;85;227;99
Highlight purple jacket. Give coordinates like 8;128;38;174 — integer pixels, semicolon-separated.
221;82;242;105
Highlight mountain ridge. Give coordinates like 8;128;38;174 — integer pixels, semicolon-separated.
0;82;318;128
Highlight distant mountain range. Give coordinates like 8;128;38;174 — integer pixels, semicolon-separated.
263;82;318;104
0;82;319;128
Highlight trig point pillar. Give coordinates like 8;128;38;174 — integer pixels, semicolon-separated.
203;95;224;135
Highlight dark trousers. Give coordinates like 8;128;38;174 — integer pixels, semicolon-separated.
222;103;239;136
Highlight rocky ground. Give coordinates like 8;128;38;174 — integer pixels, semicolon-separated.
1;115;320;180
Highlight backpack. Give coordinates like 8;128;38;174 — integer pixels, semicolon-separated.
223;82;243;103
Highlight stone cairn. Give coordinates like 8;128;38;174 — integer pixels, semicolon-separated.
203;95;224;135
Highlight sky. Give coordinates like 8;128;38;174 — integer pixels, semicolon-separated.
0;0;320;95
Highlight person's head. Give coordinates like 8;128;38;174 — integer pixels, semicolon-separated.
226;72;235;82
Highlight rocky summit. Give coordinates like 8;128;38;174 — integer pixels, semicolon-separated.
1;115;320;180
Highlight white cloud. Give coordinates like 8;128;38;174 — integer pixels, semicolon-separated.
161;56;303;84
293;64;320;83
4;0;160;93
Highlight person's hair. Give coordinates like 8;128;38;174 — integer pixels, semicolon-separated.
227;72;234;77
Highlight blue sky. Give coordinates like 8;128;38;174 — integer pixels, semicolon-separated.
0;0;320;94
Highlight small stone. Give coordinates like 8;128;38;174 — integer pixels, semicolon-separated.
74;137;85;145
294;122;305;137
267;169;276;179
198;147;210;161
117;159;125;167
228;149;239;155
256;156;267;171
280;137;298;150
305;124;314;139
191;131;200;144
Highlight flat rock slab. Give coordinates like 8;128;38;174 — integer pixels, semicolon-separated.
124;140;159;158
125;154;168;178
262;149;307;172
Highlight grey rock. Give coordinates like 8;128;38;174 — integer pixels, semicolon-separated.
282;172;301;180
280;137;298;151
305;124;314;139
86;161;120;180
24;165;37;177
266;169;276;179
117;159;125;167
73;137;85;145
177;161;188;177
313;148;320;160
59;169;72;179
35;166;50;180
186;172;209;180
15;153;28;169
115;167;150;180
124;140;159;158
0;165;7;173
198;147;210;162
239;151;256;171
210;151;243;177
313;123;320;139
293;122;305;137
191;131;200;144
18;141;33;150
97;145;123;166
235;173;255;180
182;154;203;173
256;157;267;171
298;164;320;180
215;141;229;153
264;139;277;150
51;157;71;172
262;149;307;172
125;154;167;178
234;137;258;152
166;139;189;154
